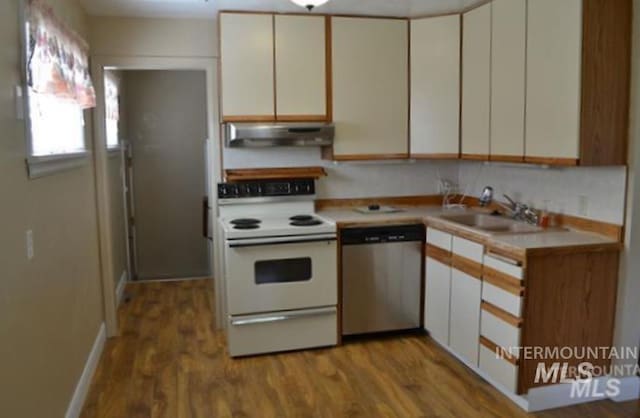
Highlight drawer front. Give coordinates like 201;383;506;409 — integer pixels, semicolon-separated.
482;281;523;317
481;309;521;357
228;307;337;357
483;253;524;280
427;228;453;251
452;236;484;263
479;345;518;393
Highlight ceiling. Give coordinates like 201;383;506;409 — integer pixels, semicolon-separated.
80;0;484;19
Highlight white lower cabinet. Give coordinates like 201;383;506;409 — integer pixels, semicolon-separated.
479;344;519;393
449;268;482;366
424;256;451;345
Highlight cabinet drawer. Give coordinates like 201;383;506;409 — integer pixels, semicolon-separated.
427;228;452;251
481;307;521;358
479;344;519;393
483;252;524;280
482;281;523;317
452;236;484;263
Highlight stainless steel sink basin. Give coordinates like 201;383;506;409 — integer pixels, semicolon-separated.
439;213;544;234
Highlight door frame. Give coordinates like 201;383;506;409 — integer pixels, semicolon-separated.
91;56;221;337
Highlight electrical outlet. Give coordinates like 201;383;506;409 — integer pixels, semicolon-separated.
26;230;34;260
578;195;589;216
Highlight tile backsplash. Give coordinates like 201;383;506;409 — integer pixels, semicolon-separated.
458;162;627;225
222;147;627;225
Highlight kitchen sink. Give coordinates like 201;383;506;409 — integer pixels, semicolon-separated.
439;213;544;234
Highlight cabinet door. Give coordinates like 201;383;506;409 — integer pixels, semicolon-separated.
461;3;491;158
425;257;451;346
220;13;275;121
410;15;460;158
525;0;582;162
275;15;327;120
449;268;482;366
490;0;525;161
331;17;409;159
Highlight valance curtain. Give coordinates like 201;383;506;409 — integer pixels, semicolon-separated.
27;0;96;109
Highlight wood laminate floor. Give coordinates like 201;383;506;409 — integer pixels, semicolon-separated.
80;280;639;418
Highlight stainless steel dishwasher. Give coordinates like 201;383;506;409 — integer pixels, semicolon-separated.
341;224;424;336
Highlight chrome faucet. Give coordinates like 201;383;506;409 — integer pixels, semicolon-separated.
501;194;539;225
479;186;494;207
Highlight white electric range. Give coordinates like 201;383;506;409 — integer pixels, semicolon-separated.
218;179;338;357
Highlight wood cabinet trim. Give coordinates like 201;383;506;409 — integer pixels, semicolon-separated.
225;166;327;182
275;115;329;122
222;115;276;123
426;245;452;265
451;254;482;279
490;155;524;163
331;154;410;161
325;16;333;122
411;153;460;160
480;336;520;366
523;156;579;166
483;267;525;296
461;153;490;161
481;301;523;328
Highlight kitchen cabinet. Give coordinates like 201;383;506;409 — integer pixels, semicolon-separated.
220;13;275;121
327;17;408;160
220;13;328;122
490;0;525;162
525;0;631;165
275;15;328;120
424;257;451;345
461;3;491;159
410;15;460;159
424;224;619;396
449;268;481;366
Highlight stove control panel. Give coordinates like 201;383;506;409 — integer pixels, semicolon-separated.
218;179;315;199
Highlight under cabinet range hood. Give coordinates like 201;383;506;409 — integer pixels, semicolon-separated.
224;122;334;148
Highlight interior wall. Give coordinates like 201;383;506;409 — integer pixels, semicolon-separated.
105;70;128;292
88;16;218;57
124;70;209;279
0;0;104;417
458;162;627;224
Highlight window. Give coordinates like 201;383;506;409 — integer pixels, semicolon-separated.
22;0;96;177
104;73;120;149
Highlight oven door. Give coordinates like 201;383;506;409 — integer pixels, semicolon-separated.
225;234;337;315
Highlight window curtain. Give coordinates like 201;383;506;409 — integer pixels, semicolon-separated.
26;0;96;109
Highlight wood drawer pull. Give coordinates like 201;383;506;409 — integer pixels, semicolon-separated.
483;271;525;297
486;251;522;266
480;336;519;366
481;301;523;328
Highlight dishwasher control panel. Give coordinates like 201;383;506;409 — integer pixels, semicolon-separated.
341;224;425;245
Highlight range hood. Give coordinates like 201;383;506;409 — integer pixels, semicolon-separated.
224;122;334;148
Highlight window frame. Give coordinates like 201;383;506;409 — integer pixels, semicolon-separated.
19;0;90;179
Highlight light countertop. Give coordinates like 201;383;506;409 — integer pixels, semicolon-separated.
318;205;621;255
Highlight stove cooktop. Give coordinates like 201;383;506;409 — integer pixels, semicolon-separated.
222;213;336;240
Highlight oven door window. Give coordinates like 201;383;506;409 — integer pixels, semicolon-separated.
255;257;312;284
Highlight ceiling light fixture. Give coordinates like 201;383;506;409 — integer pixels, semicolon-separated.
290;0;330;12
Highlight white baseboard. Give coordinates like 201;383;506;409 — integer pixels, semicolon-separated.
65;322;106;418
115;270;128;306
612;375;640;402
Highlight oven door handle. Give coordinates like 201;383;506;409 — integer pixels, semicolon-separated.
228;234;336;248
230;307;337;326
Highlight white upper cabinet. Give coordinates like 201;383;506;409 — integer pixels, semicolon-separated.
525;0;582;161
410;15;460;158
275;15;327;120
490;0;526;160
331;17;409;159
461;3;491;158
220;13;275;121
